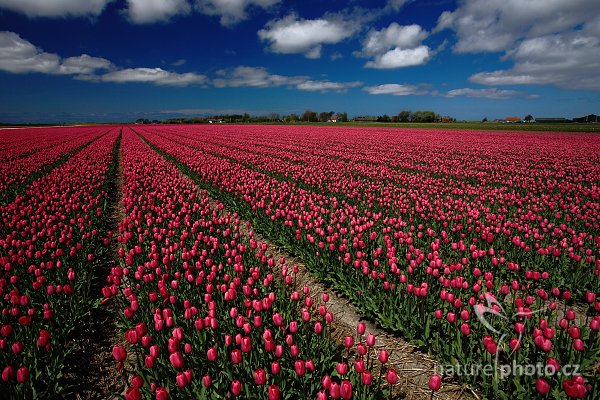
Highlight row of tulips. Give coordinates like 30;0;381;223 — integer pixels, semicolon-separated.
135;125;599;399
0;127;121;398
104;128;395;399
0;126;108;204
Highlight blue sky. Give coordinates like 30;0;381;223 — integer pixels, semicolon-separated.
0;0;599;123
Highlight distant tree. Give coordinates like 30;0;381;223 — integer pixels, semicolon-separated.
411;110;436;123
482;117;488;122
242;113;250;122
319;111;335;122
379;114;391;123
302;109;318;122
338;112;348;122
524;114;533;122
269;113;280;122
287;113;299;122
398;110;411;122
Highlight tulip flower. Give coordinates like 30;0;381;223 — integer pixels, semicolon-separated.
267;384;280;400
428;375;441;391
254;368;267;385
340;380;352;400
231;380;242;396
536;378;550;395
386;369;398;384
112;345;127;362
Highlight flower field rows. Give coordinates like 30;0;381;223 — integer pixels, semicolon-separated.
134;125;599;399
104;128;395;400
0;124;598;399
0;127;120;398
0;127;110;205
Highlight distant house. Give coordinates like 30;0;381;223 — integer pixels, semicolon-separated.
535;118;571;124
440;116;454;123
573;114;599;123
327;115;338;123
208;119;224;124
353;116;378;122
504;117;522;123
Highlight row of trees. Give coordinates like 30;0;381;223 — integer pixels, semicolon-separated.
156;110;448;125
284;110;349;123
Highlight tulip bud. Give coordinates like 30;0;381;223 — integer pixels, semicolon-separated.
428;375;442;391
536;377;550;395
386;369;398;384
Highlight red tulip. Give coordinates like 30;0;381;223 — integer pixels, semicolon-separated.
253;368;267;385
357;322;366;335
294;359;305;376
386;369;398;384
155;387;168;400
378;349;389;364
2;366;14;382
366;333;375;347
207;347;217;362
562;376;587;398
169;352;184;369
231;380;242;396
343;336;354;348
536;377;550;395
271;361;281;375
112;345;127;362
267;384;280;400
428;374;442;391
231;349;242;364
125;386;142;400
340;380;352;400
176;372;188;388
336;362;348;375
361;370;373;385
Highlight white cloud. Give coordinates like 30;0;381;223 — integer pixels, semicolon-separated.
436;0;600;91
296;80;361;93
89;68;207;86
358;23;431;69
212;66;306;88
445;88;522;99
363;84;426;96
436;0;600;53
125;0;191;24
0;0;112;18
365;45;430;69
171;59;187;67
195;0;280;26
0;31;61;74
0;31;204;87
360;23;427;57
212;66;361;93
469;21;600;91
258;13;360;58
59;55;114;74
0;31;111;75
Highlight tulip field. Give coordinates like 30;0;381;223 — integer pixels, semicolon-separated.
1;125;599;399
